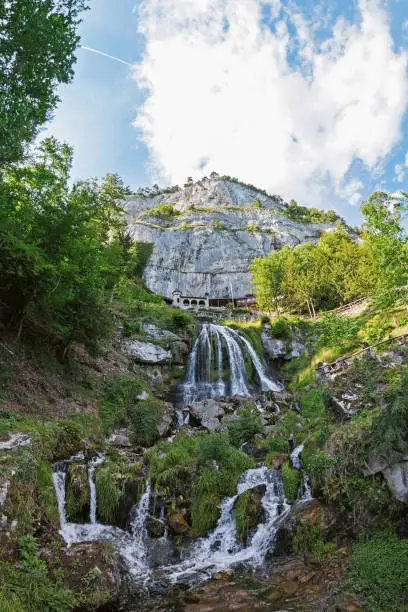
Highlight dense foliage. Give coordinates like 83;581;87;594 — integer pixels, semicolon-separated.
251;193;408;316
0;0;87;165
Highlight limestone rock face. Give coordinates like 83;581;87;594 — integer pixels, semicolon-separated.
123;339;172;364
124;177;336;299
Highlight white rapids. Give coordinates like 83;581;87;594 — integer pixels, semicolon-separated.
52;455;152;576
160;466;290;583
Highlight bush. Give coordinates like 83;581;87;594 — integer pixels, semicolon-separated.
293;519;333;561
299;387;331;422
349;531;408;611
228;407;264;448
270;318;291;340
129;398;164;446
281;460;300;500
0;536;74;611
260;315;270;325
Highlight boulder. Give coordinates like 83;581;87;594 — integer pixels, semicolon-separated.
0;432;31;451
234;485;266;543
106;429;132;447
58;542;121;609
383;462;408;502
190;398;225;432
157;403;175;437
141;322;179;341
123;339;172;364
168;512;190;535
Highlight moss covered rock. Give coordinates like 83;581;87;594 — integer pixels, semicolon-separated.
234;484;266;542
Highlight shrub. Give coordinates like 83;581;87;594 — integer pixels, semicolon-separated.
268;436;289;454
0;536;74;611
293;519;333;561
348;531;408;611
129;398;164;446
281;460;300;500
213;220;226;230
299;387;331;422
260;315;270;325
228;407;264;448
270;318;291;340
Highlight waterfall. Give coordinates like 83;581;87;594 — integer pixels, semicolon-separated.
183;324;282;404
290;443;313;502
89;455;105;524
290;442;304;470
164;466;290;583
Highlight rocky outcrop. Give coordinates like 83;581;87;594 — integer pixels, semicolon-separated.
189;398;225;431
124;177;337;299
262;329;305;360
365;452;408;502
123;339;172;364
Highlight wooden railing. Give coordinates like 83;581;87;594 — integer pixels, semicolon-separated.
317;332;408;375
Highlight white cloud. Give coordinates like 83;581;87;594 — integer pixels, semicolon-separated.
132;0;408;209
394;152;408;182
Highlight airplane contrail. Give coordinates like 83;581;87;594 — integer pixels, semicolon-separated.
80;45;132;66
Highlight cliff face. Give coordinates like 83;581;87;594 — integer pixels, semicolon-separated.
124;177;335;299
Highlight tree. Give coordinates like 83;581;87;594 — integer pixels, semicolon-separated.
0;138;130;351
250;250;285;313
361;192;408;306
0;0;87;165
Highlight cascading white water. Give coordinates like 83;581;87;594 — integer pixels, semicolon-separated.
290;442;304;470
89;455;105;524
290;443;313;502
162;466;290;583
52;457;153;576
183;324;282;404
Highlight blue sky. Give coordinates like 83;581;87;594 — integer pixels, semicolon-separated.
47;0;408;224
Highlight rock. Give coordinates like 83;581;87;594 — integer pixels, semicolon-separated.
123;339;172;364
234;485;266;543
168;512;190;535
148;517;166;538
141;322;179;341
157;403;175;437
396;518;408;539
0;480;10;508
190;398;225;431
136;390;150;401
65;462;90;523
106;429;132;447
270;453;288;469
0;432;31;451
59;542;121;609
125;177;337;300
364;452;408;502
262;332;287;358
383;462;408;502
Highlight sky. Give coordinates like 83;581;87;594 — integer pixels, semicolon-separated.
46;0;408;224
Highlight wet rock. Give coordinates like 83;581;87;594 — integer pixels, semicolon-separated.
168;512;190;536
269;453;288;470
234;485;266;543
148;517;166;538
123;339;172;364
190;398;225;432
184;582;269;611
